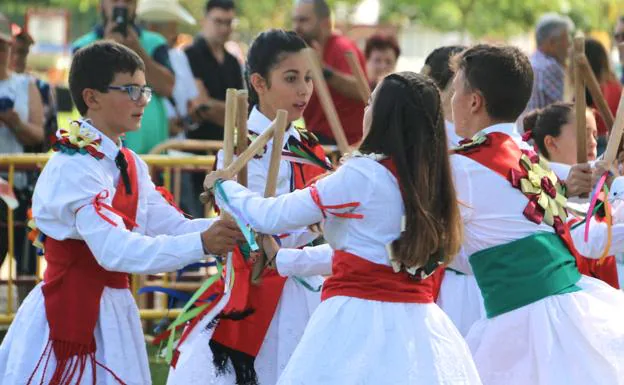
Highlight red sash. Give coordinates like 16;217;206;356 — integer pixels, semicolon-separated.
30;148;138;385
208;141;328;385
321;158;440;304
567;217;620;289
322;250;434;303
453;132;582;260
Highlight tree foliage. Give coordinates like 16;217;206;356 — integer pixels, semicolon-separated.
3;0;624;40
381;0;624;39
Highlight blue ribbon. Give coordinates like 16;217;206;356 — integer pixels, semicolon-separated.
138;286;219;303
214;179;259;251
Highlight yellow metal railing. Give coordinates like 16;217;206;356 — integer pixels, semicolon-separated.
0;138;340;324
0;153;216;324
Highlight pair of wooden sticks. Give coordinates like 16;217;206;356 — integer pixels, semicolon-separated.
573;35;624;169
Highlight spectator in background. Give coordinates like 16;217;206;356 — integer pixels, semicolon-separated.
0;12;44;274
72;0;175;154
137;0;201;136
293;0;367;145
364;33;400;90
138;0;211;218
584;38;622;154
526;13;573;111
184;0;242;141
11;29;58;151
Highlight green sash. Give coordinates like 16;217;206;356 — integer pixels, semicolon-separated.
470;232;581;318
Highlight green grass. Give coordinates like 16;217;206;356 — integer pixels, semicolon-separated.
147;343;170;385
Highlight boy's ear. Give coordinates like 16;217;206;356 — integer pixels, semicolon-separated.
82;88;101;111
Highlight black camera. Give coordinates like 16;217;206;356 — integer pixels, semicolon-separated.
0;97;14;112
112;6;129;37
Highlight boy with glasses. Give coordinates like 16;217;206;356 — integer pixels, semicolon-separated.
0;40;243;384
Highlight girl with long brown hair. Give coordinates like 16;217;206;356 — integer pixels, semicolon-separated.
203;71;481;384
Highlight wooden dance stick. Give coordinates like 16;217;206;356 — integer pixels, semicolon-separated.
345;51;371;103
602;92;624;167
200;89;239;207
576;54;615;130
574;36;588;164
304;48;351;155
263;110;289;198
204;88;238;215
252;110;289;284
236;90;249;187
222;88;238;167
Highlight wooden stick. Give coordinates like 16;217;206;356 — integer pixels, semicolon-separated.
263;110;289;197
222;88;238;167
574;36;587;164
345;51;371;103
252;110;289;284
304;48;351;154
576;54;615;130
602;92;624;166
223;117;280;177
201;89;238;211
236;90;249;187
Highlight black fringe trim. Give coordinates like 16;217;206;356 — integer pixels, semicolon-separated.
209;340;259;385
205;308;256;331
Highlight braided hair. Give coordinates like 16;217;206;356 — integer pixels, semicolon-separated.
360;71;462;268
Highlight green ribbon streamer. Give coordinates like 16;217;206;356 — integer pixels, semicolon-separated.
293;276;322;292
164;261;224;363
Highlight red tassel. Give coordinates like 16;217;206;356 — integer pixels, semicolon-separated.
28;339;127;385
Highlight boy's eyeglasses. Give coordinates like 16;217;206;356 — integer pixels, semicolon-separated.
107;85;153;102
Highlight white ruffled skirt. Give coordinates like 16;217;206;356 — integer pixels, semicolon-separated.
436;270;485;336
467;276;624;385
276;296;482;385
0;283;150;385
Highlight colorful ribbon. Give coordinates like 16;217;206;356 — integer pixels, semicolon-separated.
214;180;259;251
584;171;609;242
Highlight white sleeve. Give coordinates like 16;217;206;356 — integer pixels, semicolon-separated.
217;180;322;234
278;229;320;249
137;157;215;236
76;201;206;275
569;218;624;259
216;162;362;234
451;155;474;223
276;243;333;277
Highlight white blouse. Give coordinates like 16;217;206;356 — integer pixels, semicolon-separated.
217;156;404;267
33;121;214;274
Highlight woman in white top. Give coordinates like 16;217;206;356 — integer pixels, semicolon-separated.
204;71;482;385
0;13;45;272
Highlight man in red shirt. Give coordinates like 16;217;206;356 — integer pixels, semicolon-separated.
293;0;367;145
